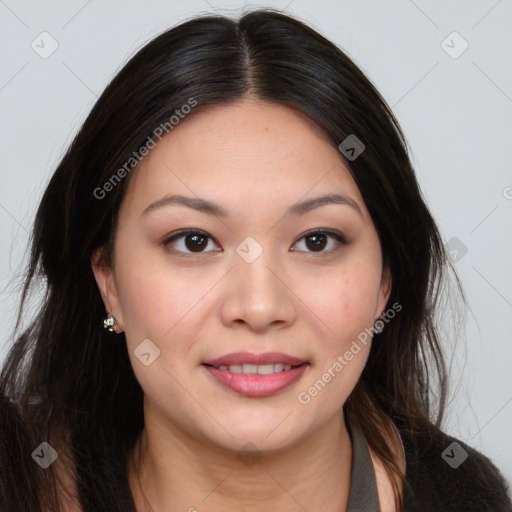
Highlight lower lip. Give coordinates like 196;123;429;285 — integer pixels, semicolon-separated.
202;364;309;397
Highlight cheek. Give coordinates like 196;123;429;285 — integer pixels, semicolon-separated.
113;244;221;363
113;255;200;404
304;264;382;342
113;244;190;342
298;268;380;411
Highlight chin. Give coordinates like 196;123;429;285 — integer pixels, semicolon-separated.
200;414;308;454
211;431;300;457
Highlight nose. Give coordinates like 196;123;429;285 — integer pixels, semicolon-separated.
219;247;297;334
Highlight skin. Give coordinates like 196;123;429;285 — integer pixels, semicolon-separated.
92;98;404;511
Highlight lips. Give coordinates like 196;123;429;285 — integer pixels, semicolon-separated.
203;351;306;368
201;352;310;397
203;362;309;397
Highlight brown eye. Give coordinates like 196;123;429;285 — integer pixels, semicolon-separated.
184;233;208;252
305;232;328;251
292;230;346;254
163;230;220;255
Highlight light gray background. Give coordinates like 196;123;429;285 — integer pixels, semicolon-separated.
1;0;511;487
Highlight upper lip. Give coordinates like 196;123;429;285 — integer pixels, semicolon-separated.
203;352;307;367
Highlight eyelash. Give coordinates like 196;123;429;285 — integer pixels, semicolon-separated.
162;229;346;257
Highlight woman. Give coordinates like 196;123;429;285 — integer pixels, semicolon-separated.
1;8;510;512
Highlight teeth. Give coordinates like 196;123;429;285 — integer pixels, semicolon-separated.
215;363;297;374
257;364;273;375
244;364;258;374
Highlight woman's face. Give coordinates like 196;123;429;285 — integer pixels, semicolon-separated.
93;98;391;453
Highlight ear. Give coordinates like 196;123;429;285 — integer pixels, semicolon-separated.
91;247;124;333
375;265;392;321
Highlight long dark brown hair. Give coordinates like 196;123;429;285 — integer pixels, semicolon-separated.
1;8;464;511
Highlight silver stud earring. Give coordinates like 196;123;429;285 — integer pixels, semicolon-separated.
373;319;385;334
103;315;118;333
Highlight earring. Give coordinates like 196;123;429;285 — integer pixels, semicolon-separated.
103;314;118;333
373;319;385;334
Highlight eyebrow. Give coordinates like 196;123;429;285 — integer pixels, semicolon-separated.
142;192;363;219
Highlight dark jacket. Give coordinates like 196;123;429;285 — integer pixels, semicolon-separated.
399;422;512;511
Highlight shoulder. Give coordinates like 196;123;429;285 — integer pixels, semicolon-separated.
399;422;512;512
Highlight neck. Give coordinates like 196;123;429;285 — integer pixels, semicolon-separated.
128;406;353;512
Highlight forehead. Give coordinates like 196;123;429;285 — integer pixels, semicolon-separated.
121;99;367;218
